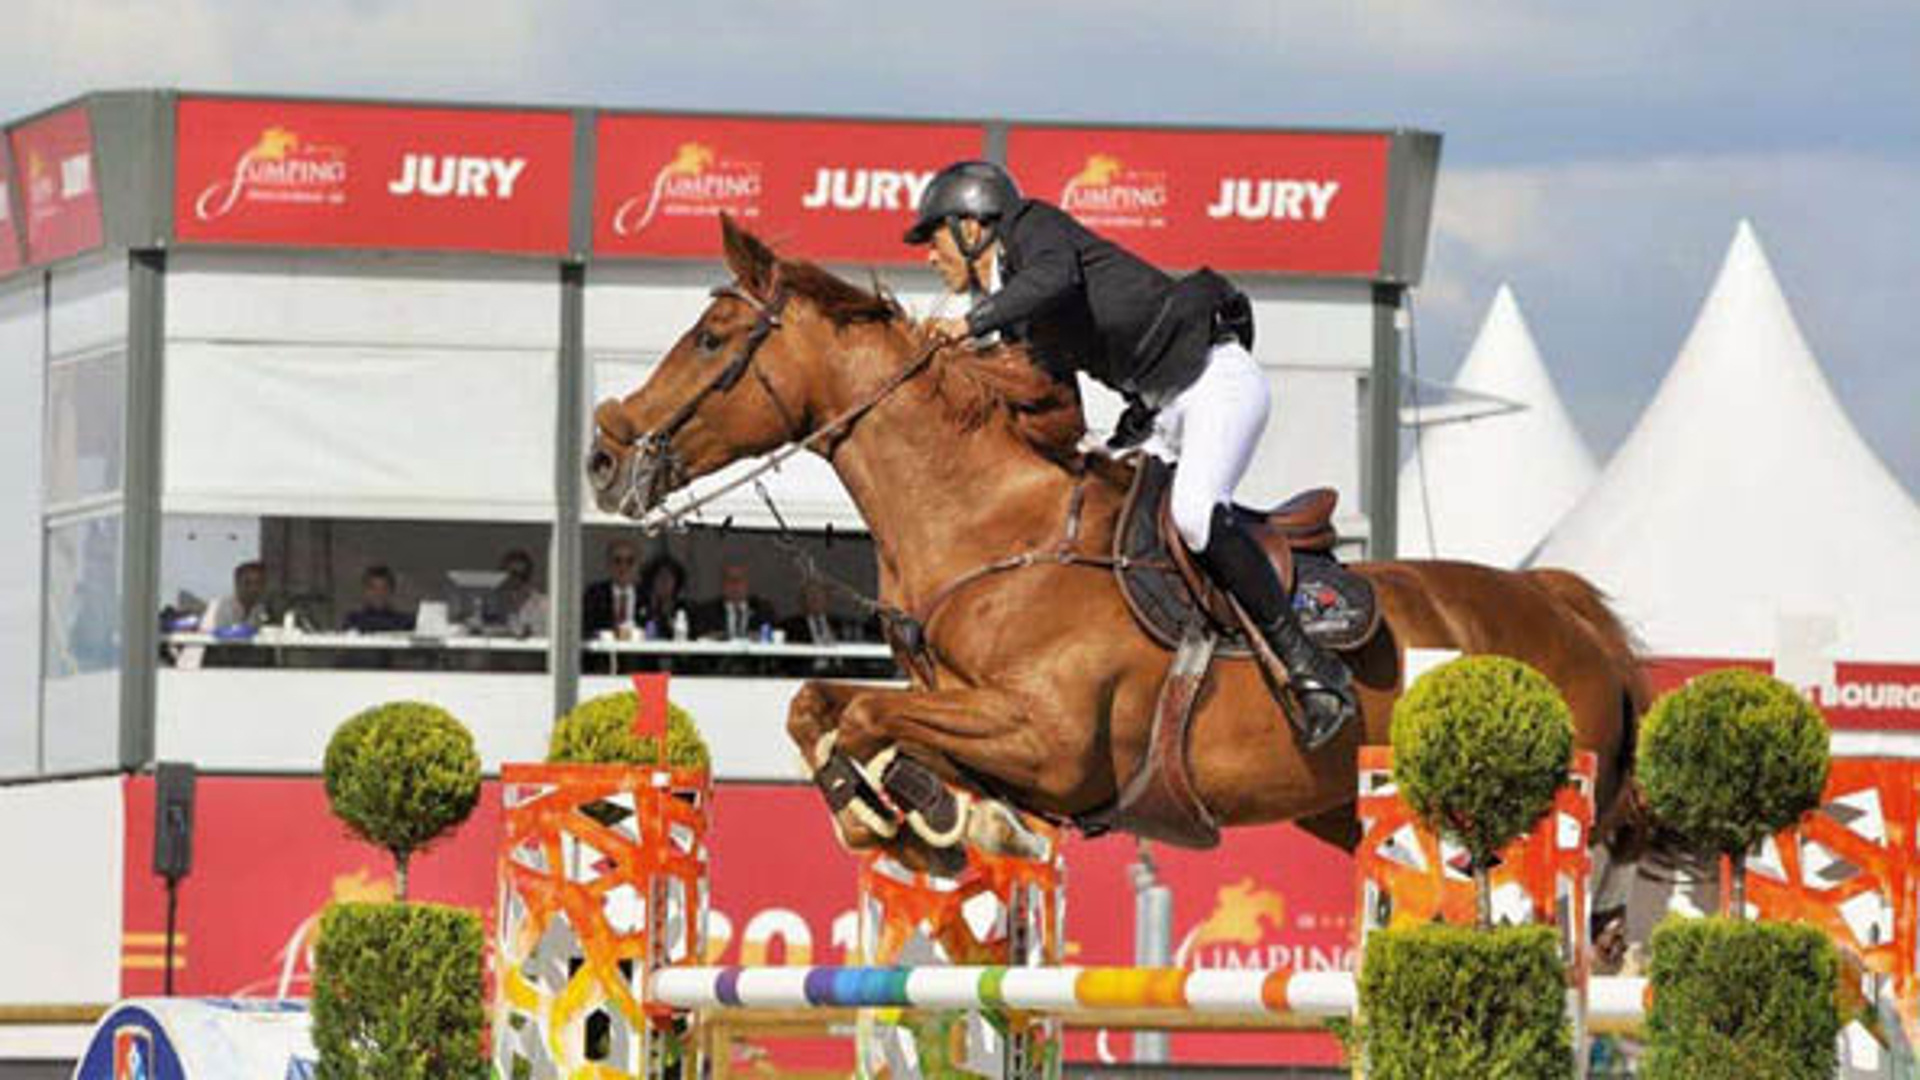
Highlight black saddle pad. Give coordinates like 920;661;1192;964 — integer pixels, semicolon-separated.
1114;457;1377;654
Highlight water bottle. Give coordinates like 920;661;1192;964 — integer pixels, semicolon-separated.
671;608;690;642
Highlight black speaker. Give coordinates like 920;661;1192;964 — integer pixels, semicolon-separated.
153;762;196;881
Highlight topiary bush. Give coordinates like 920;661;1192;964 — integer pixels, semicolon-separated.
1643;917;1842;1079
1356;924;1572;1079
547;689;710;770
312;901;487;1080
1638;668;1829;916
1391;655;1574;926
324;701;481;899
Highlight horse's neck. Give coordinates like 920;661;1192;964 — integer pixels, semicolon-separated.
825;351;1073;608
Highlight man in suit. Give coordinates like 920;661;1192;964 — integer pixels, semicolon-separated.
693;560;777;642
341;565;414;633
778;580;862;646
780;579;866;675
582;539;643;639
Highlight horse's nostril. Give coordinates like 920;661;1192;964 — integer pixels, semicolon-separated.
586;449;615;486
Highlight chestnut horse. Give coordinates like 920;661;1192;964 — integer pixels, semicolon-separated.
589;218;1647;880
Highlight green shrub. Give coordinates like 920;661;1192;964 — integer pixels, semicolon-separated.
1391;655;1573;925
324;701;481;898
1644;917;1841;1080
1356;924;1571;1079
312;901;487;1080
547;689;710;769
1639;668;1829;914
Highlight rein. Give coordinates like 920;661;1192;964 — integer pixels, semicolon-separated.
621;282;950;535
610;276;1162;684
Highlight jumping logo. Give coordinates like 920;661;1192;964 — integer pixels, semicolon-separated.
1175;877;1352;972
613;142;762;236
1058;153;1169;229
194;126;349;222
113;1027;152;1080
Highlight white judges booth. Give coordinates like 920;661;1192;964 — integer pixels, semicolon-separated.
0;91;1438;1064
0;91;1438;783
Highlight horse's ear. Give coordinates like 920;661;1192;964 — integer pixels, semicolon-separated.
720;213;776;295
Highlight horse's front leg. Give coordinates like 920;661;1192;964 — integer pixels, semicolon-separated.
828;686;1081;869
787;680;901;852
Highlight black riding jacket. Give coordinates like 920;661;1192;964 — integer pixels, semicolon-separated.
964;199;1225;404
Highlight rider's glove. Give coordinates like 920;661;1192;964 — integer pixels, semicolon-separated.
1106;400;1158;451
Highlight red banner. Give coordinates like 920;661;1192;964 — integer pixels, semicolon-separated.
173;98;573;255
1646;656;1920;731
120;777;1348;1067
9;106;104;266
1006;126;1391;276
0;136;20;274
593;114;983;263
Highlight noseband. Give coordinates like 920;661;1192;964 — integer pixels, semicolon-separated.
603;277;798;518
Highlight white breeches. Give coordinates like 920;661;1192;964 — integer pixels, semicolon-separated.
1144;341;1271;551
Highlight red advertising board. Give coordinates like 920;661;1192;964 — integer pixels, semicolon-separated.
173;98;573;255
121;777;1349;1067
9;106;104;266
0;136;20;275
1007;125;1391;276
593;114;984;263
1647;656;1920;731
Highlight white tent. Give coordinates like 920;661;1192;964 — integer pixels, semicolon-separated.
1399;285;1597;566
1530;221;1920;662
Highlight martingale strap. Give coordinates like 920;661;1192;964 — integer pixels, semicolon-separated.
902;473;1172;685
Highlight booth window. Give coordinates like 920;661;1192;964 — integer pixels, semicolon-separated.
161;515;553;673
44;347;125;508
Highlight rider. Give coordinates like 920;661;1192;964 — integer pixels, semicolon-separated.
906;160;1356;747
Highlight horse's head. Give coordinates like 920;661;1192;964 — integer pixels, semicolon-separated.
586;216;890;522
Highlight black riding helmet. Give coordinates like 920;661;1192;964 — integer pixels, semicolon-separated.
903;161;1021;255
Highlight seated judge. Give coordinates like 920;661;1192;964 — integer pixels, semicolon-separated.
693;560;777;642
778;580;863;647
341;565;415;633
582;539;643;639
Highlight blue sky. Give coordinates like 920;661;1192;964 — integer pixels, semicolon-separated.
6;0;1918;493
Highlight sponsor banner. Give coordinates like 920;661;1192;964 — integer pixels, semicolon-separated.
9;105;104;265
1646;656;1920;731
1006;126;1391;275
174;97;572;254
121;776;1346;1066
0;135;20;274
593;114;983;262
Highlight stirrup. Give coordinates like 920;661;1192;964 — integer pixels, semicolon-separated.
1282;675;1355;751
1263;616;1356;750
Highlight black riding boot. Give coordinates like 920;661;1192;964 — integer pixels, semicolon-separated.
1196;505;1356;748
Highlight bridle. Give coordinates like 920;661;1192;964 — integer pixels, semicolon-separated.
594;272;949;532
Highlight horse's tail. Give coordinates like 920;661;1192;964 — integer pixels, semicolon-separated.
1526;567;1649;712
1526;568;1652;849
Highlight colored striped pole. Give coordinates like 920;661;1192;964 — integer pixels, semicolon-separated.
650;966;1358;1018
651;966;1655;1030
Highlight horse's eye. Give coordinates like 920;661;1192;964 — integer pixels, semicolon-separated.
696;328;724;354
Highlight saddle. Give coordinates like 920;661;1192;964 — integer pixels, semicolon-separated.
1114;456;1379;656
1080;457;1382;849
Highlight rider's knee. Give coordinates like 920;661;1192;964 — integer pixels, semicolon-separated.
1171;488;1220;550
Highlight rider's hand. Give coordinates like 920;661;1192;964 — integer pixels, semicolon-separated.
929;316;971;344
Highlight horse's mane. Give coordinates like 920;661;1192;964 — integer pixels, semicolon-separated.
724;220;1089;467
920;335;1088;469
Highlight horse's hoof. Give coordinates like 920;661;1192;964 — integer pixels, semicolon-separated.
967;800;1052;862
